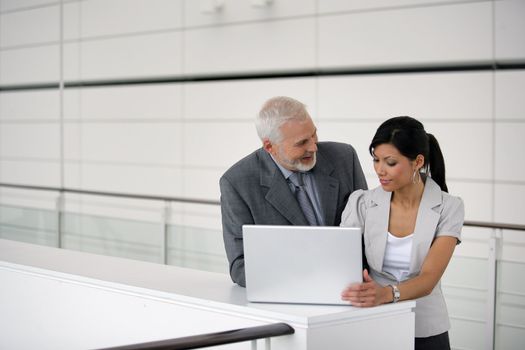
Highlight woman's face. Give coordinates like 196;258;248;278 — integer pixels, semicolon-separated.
372;143;420;192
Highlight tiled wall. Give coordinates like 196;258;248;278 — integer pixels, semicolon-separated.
0;1;524;348
1;0;523;225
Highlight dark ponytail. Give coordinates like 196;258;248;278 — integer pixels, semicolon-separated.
426;133;447;192
369;116;448;192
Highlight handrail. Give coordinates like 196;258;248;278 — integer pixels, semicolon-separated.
0;182;220;206
97;322;294;350
463;220;525;231
1;182;525;231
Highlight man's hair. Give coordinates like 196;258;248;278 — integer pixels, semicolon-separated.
255;96;310;143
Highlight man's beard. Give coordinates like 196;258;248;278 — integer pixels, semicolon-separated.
278;150;317;172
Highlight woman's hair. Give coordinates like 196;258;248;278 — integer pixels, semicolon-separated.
369;116;448;192
255;96;310;143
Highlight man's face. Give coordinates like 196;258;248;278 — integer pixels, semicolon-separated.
265;117;318;172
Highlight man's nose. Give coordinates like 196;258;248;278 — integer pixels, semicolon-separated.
307;140;318;153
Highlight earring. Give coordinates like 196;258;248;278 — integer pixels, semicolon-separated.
412;169;421;184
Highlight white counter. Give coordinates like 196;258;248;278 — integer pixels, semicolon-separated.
0;239;415;349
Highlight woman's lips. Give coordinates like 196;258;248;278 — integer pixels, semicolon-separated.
379;179;391;185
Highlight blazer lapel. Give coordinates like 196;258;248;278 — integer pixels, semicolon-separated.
366;188;391;272
409;178;442;274
258;150;308;225
312;151;339;225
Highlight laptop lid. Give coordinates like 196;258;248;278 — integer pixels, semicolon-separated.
242;225;362;305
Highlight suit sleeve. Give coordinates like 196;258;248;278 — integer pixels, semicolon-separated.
350;146;368;191
219;175;253;287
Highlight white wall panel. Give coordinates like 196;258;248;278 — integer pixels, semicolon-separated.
184;18;315;74
495;123;525;182
426;122;493;181
0;45;59;84
183;78;316;120
63;41;80;81
0;90;59;120
0;5;58;47
182;169;223;200
0;0;56;12
318;72;492;120
75;123;183;165
183;122;260;168
64;32;183;81
0;123;59;159
495;184;525;225
448;181;493;222
318;0;479;13
453;227;491;259
0;187;59;210
63;1;80;40
66;0;183;40
184;0;315;27
315;121;377;176
501;230;525;263
0;160;60;186
495;70;525;120
64;163;184;197
63;122;81;161
63;85;183;120
495;0;525;62
318;2;492;68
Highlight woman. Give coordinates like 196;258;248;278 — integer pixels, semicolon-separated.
340;116;464;350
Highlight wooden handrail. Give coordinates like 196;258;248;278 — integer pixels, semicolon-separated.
96;323;294;350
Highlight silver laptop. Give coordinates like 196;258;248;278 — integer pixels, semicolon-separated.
242;225;362;305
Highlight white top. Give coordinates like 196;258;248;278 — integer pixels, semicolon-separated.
382;232;413;282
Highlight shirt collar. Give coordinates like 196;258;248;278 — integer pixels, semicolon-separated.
270;154;294;180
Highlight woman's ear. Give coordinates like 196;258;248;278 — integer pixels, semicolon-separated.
415;154;425;170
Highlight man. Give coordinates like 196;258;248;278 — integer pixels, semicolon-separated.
220;96;367;286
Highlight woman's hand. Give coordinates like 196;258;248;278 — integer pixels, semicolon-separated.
341;269;391;307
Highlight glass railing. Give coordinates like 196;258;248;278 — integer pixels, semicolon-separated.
0;182;524;350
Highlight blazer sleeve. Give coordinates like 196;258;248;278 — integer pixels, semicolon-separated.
436;195;465;244
219;175;252;287
340;189;368;228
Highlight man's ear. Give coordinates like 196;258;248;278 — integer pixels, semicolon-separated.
263;139;273;154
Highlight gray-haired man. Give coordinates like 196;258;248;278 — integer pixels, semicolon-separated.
220;96;367;287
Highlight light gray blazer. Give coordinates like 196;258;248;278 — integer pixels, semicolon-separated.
220;142;368;287
341;177;464;337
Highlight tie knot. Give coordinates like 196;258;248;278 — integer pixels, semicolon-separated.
289;172;305;187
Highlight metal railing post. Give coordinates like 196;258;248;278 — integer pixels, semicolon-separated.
56;191;64;248
486;228;502;350
161;200;170;265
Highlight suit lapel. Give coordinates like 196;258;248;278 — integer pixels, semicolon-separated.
366;188;391;271
409;178;442;274
258;150;308;225
312;150;339;225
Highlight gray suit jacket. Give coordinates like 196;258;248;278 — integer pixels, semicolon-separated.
220;142;367;287
341;177;464;337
